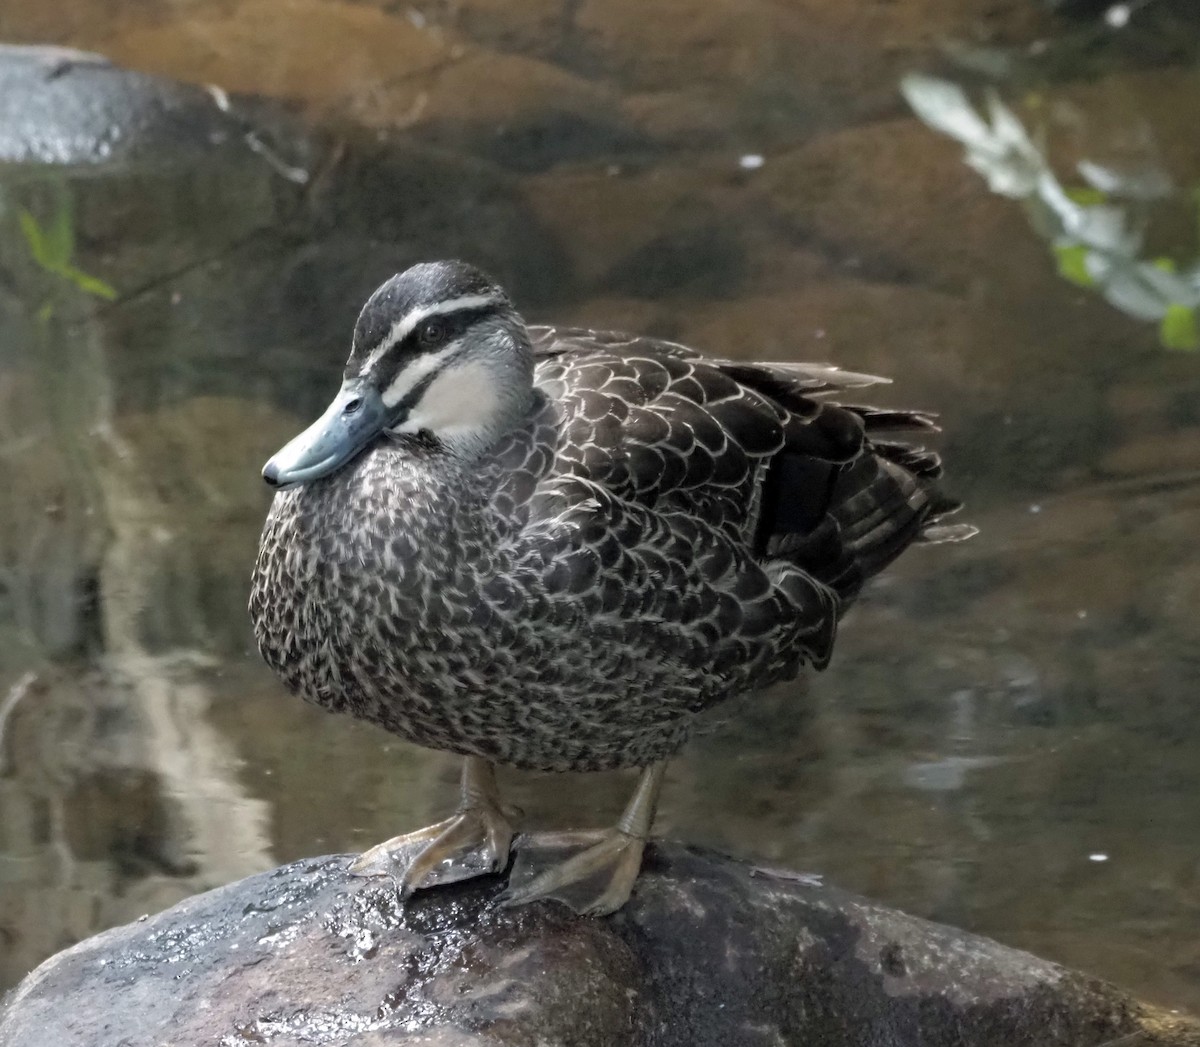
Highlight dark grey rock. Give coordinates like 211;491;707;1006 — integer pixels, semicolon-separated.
2;841;1196;1046
0;44;271;169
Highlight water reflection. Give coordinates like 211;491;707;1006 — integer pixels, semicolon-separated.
1;0;1199;1014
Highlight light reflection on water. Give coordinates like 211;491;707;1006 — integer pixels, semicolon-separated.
1;0;1199;1013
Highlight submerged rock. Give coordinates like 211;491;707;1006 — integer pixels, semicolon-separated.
2;842;1195;1047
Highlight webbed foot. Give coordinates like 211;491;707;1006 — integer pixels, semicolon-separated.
499;761;667;916
501;828;647;915
350;757;518;897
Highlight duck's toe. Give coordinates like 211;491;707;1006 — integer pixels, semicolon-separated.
350;803;516;896
500;828;646;916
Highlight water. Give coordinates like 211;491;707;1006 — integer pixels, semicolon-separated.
1;0;1198;1011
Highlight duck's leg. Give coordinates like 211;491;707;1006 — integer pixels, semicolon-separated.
501;761;666;916
350;756;518;897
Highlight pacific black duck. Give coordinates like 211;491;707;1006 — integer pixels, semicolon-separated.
250;260;971;915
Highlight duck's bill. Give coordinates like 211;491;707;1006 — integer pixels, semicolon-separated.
262;380;389;489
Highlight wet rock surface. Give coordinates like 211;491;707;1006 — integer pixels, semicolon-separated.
0;43;257;168
2;843;1197;1047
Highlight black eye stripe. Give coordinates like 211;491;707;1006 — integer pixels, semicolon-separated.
371;304;498;389
386;363;448;422
401;304;496;349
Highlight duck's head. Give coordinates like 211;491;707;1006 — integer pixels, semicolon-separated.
263;260;534;489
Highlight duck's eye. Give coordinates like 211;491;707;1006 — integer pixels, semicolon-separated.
418;320;446;346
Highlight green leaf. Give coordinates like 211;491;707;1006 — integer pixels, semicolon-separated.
61;264;117;301
1065;185;1108;206
18;209;51;269
1160;304;1199;351
1054;243;1095;288
1152;256;1177;274
44;200;75;268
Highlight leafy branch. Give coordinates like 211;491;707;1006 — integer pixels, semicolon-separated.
902;73;1200;351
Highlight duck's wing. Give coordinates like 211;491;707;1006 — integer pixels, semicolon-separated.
489;326;968;684
528;326;847;522
528;325;966;577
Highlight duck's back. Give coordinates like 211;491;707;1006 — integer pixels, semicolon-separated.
519;326;963;627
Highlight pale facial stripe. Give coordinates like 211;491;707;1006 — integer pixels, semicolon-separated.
380;343;460;408
392;358;503;446
362;293;504;373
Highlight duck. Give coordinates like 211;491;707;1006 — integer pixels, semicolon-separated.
249;259;971;915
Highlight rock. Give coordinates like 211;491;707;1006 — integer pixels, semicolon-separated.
1041;0;1116;14
2;843;1196;1047
761;117;1053;298
570;0;1051;140
348;0;1055;146
671;283;982;387
0;0;171;51
91;0;636;169
0;41;313;300
98;0;454;119
1100;357;1200;478
0;0;1058;158
520;163;753;288
401;0;572;63
406;50;637;172
0;43;253;168
620;87;744;146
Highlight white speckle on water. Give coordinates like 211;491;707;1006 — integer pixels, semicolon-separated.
1106;4;1130;28
739;153;765;170
1089;853;1109;863
1029;504;1042;514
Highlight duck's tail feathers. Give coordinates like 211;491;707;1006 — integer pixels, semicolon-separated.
759;399;974;604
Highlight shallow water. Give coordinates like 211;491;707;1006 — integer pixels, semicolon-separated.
1;0;1199;1012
